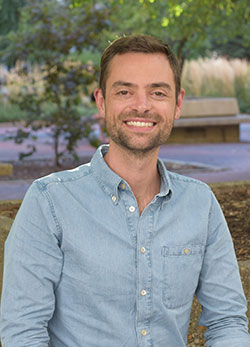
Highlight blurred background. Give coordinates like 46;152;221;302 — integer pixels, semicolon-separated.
0;5;250;344
0;0;249;165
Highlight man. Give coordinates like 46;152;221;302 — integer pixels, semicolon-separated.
1;35;250;346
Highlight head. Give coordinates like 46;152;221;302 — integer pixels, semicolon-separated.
95;34;185;157
99;34;181;103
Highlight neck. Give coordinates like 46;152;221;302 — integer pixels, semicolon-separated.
104;142;161;213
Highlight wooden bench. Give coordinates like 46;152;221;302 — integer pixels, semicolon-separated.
168;97;250;143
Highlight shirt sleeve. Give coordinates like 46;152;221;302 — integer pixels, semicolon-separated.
0;181;63;347
196;191;250;347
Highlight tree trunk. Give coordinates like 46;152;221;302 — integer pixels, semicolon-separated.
177;37;187;77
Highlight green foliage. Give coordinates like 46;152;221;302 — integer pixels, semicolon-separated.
0;0;26;35
0;100;27;122
0;0;110;165
234;75;250;114
96;0;249;71
207;0;249;60
0;0;26;66
134;0;236;70
211;36;250;61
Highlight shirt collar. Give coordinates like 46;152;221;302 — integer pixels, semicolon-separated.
91;145;172;200
157;158;172;199
90;145;122;199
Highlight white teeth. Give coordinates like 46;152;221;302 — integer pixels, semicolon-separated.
126;121;154;127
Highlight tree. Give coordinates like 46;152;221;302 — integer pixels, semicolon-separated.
111;0;235;71
93;0;249;71
0;0;26;35
0;0;26;66
1;0;110;165
209;0;250;60
211;36;250;61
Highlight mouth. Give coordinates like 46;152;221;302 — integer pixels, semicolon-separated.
125;120;155;128
124;119;157;132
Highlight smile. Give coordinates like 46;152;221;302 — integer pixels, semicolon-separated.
125;121;155;127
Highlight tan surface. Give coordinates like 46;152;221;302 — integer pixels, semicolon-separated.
181;97;239;118
168;125;239;143
0;163;13;176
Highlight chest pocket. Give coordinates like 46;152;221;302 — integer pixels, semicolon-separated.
162;244;204;309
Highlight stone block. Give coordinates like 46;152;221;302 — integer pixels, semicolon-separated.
181;97;239;118
168;125;239;144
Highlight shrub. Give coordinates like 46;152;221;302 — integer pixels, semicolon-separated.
0;0;110;166
182;58;250;113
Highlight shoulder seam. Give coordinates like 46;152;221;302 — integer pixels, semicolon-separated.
35;166;92;188
168;171;211;189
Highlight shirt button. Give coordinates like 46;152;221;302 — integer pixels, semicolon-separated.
140;247;146;254
112;195;117;202
184;248;190;255
129;205;135;213
140;289;147;296
120;183;126;190
141;329;147;336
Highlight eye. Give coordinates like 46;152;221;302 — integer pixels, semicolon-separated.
117;90;129;96
153;91;166;97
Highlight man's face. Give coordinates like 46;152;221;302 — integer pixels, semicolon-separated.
95;52;184;155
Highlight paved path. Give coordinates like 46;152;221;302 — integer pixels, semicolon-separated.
0;122;250;200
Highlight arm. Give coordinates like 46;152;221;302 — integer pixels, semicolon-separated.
196;191;250;347
0;181;63;347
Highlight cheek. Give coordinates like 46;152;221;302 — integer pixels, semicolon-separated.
163;101;176;114
106;103;125;120
107;94;133;112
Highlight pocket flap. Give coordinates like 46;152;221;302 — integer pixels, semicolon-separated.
162;244;204;257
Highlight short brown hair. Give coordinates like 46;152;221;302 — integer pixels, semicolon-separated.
99;34;181;102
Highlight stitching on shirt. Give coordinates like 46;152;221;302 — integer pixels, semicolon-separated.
207;190;214;243
206;190;226;247
157;160;169;194
40;186;65;291
36;180;62;245
36;164;92;188
162;244;205;257
168;170;211;188
91;164;118;198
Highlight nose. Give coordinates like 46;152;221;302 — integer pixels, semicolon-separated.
130;92;152;114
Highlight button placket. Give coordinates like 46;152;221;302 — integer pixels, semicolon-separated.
140;247;146;254
184;248;190;255
129;205;136;213
136;210;153;345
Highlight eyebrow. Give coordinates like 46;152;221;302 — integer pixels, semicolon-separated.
149;82;172;92
111;81;136;89
111;80;172;92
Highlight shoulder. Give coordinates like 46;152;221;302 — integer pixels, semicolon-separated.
158;158;211;197
33;162;93;191
166;170;214;205
167;170;211;191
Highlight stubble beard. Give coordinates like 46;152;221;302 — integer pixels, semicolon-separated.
105;111;175;157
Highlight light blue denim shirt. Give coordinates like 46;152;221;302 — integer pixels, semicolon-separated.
1;145;250;347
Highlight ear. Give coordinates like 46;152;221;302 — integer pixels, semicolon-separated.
94;88;105;119
174;88;185;120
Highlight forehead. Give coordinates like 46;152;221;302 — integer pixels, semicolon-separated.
106;52;175;87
